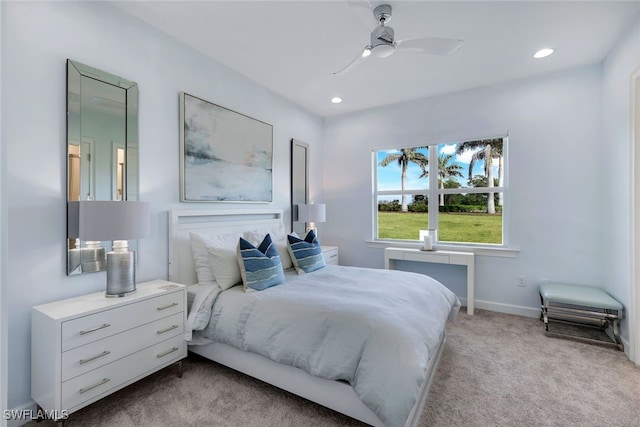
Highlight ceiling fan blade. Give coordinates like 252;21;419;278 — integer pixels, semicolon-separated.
332;47;370;76
347;0;377;30
396;37;463;56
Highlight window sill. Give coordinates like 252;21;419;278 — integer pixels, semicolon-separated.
365;240;520;258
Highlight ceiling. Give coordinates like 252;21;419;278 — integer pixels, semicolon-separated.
112;1;640;117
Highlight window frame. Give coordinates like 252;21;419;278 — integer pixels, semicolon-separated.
372;135;509;250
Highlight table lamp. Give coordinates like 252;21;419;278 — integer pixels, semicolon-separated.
297;203;326;234
68;200;150;297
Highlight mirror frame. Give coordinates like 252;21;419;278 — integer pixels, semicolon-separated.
66;59;139;275
290;138;309;235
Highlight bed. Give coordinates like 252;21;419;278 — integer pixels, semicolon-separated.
168;209;460;427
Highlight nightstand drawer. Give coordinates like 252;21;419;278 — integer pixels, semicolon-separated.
62;292;184;351
62;334;185;411
61;312;184;381
322;246;339;266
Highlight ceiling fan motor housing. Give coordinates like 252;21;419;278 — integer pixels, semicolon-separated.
370;26;396;57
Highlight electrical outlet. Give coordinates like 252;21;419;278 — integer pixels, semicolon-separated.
518;275;526;287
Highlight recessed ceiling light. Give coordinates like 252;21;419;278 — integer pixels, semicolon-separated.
534;48;554;59
331;97;343;104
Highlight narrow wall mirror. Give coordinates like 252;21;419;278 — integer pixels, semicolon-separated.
291;138;309;235
67;59;139;275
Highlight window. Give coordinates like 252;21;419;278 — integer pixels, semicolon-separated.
374;137;507;246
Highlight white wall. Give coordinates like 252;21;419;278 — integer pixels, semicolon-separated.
323;66;605;316
602;15;640;356
2;1;323;411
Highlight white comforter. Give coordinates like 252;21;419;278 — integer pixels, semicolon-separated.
188;265;460;427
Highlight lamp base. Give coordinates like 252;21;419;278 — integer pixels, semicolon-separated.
105;289;136;298
106;250;136;298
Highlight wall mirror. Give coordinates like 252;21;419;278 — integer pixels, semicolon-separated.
290;138;309;235
67;59;139;275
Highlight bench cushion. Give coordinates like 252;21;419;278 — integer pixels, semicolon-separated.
539;283;623;311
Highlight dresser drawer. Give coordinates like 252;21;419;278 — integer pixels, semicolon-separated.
61;312;184;381
62;292;184;351
62;334;185;411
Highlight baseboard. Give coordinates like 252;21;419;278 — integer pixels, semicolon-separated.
622;336;631;359
473;299;540;318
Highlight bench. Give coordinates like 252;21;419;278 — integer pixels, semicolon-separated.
539;282;623;351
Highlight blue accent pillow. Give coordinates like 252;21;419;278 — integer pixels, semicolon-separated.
287;230;326;274
237;234;285;292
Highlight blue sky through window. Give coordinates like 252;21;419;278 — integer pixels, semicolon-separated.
376;144;500;194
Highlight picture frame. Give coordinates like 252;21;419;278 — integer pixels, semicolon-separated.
290;138;309;235
179;92;274;202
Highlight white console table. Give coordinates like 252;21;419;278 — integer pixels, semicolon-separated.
384;248;475;315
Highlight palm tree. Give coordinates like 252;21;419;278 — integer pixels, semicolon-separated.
435;153;463;206
455;139;504;214
379;148;428;212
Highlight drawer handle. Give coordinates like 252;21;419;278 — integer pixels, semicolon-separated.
157;325;179;335
329;254;338;258
79;323;111;335
157;302;179;311
79;377;110;394
157;347;179;358
79;350;111;365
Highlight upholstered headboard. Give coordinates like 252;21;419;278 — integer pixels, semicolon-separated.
168;209;284;285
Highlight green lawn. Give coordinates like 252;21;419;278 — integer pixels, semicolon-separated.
378;211;502;244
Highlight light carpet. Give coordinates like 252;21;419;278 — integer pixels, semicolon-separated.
26;309;640;426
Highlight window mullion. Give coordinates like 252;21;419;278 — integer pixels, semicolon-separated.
372;150;379;239
428;147;438;235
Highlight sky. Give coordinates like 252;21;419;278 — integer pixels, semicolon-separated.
376;143;500;193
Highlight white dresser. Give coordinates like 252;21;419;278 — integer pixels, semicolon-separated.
31;280;187;421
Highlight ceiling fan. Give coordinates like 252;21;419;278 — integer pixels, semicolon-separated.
332;3;463;76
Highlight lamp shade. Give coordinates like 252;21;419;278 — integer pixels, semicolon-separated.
68;201;150;241
297;204;326;223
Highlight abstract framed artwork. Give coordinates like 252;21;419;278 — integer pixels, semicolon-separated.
179;92;274;202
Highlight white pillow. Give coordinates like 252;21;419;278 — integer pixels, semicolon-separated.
189;232;216;283
205;232;244;290
244;223;294;270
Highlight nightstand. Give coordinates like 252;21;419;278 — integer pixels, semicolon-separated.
322;246;339;265
31;280;187;423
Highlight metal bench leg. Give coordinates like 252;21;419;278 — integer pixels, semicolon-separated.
543;312;549;331
542;304;550;330
539;294;549;330
611;319;624;351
